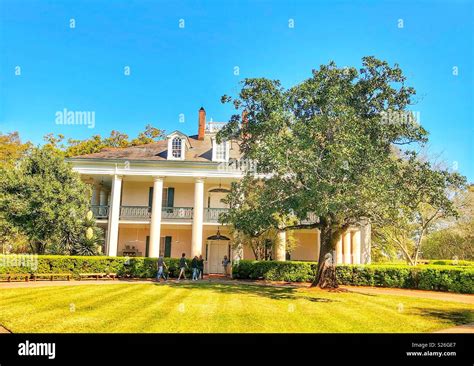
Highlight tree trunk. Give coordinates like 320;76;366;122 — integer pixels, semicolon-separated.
311;224;343;288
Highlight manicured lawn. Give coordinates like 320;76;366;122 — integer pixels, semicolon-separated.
0;282;472;333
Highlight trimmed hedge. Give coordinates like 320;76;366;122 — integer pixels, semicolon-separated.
1;255;473;293
232;260;474;294
232;260;318;282
0;255;193;279
428;259;474;267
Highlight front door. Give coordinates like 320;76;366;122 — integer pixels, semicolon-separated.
208;240;229;274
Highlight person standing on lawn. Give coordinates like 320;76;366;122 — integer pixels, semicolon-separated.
222;255;230;276
177;253;188;281
156;255;168;282
198;255;204;279
191;256;199;280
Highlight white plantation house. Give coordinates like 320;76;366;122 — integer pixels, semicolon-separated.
69;108;371;274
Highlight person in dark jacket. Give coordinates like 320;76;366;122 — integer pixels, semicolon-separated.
156;255;168;282
191;256;199;280
222;255;230;276
197;255;204;280
177;253;188;281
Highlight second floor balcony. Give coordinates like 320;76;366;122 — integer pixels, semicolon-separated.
90;205;228;223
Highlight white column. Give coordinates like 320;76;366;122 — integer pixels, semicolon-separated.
191;178;205;257
106;175;122;257
99;188;107;206
351;230;361;265
274;230;286;261
335;235;343;264
149;177;164;258
343;231;352;264
91;185;100;205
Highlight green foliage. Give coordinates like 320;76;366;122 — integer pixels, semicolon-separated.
0;146;98;254
71;212;103;256
428;259;474;266
217;56;466;286
232;260;317;281
0;255;193;279
0;131;31;169
43;125;165;158
232;260;474;293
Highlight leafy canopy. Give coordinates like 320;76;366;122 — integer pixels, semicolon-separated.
0;146;95;254
218;57;465;249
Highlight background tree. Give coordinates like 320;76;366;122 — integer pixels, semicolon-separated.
44;124;165;157
218;56;466;287
0;131;31;168
222;177;299;260
372;155;465;265
421;185;474;260
0;132;31;253
0;146;97;254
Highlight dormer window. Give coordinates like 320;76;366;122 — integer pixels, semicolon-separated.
215;141;226;160
212;139;229;162
166;131;189;161
171;137;182;158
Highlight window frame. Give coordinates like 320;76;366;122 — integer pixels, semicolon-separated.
171;137;182;158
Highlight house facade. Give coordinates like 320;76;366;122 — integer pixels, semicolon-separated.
69;108;371;274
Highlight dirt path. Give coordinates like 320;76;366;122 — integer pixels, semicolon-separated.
433;323;474;333
0;324;12;333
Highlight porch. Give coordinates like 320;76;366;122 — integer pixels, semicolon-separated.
90;205;228;224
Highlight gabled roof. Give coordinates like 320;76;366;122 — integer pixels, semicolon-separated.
166;130;191;148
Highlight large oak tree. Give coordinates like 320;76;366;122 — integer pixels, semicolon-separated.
217;57;465;287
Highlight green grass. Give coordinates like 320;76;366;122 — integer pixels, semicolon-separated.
0;282;472;333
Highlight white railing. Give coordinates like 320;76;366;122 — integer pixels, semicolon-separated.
161;207;193;220
90;205;109;219
204;208;229;223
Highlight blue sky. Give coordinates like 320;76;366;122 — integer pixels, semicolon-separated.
0;0;473;181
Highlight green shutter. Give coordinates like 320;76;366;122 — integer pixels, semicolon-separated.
164;236;172;258
148;187;153;209
145;236;150;257
167;187;174;208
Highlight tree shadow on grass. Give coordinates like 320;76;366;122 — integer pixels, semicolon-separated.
412;308;474;326
157;281;337;302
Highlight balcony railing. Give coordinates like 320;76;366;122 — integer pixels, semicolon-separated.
120;206;151;220
90;205;109;219
92;205;230;223
161;207;193;220
204;208;229;223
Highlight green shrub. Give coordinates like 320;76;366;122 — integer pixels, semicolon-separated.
429;259;474;267
232;260;474;294
232;260;317;282
0;255;193;279
1;255;472;293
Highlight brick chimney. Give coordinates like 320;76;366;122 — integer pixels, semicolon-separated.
198;107;206;140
